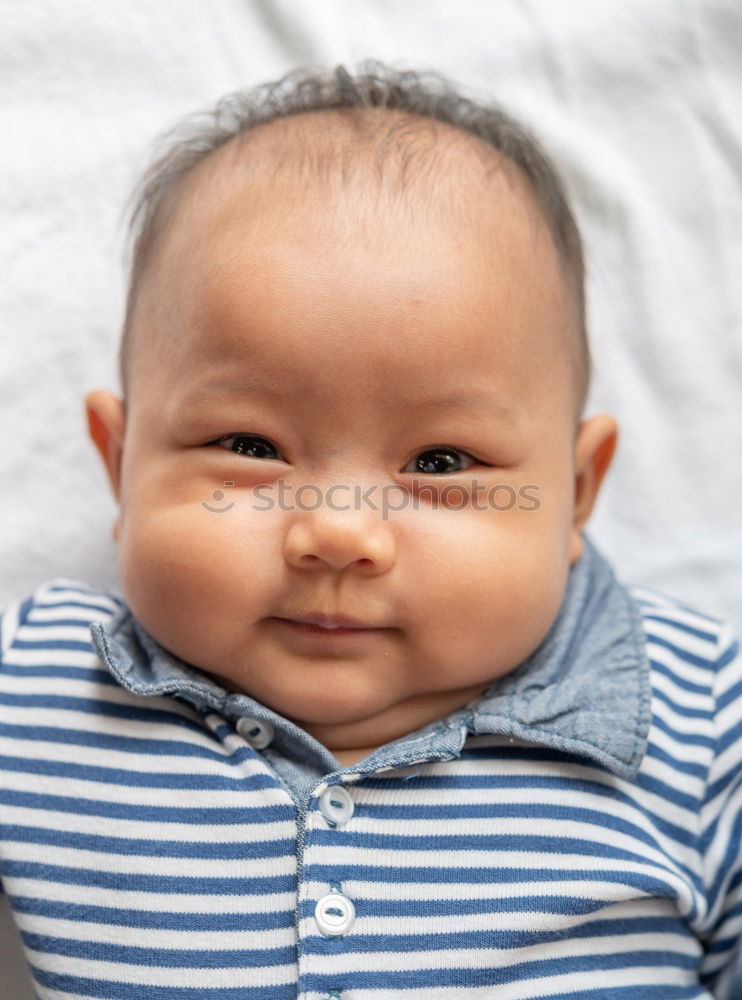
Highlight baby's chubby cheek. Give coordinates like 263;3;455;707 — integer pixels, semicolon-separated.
391;499;571;675
116;489;280;654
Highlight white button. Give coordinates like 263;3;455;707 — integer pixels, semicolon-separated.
319;785;354;827
315;891;356;936
236;717;274;749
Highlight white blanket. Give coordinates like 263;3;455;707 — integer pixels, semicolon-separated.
1;2;741;990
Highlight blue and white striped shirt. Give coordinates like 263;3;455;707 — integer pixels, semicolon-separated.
1;539;741;998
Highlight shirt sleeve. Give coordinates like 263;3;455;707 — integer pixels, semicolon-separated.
698;624;742;998
0;593;33;897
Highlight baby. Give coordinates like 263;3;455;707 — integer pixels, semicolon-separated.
1;64;741;999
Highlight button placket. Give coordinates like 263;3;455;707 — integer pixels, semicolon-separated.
300;783;359;996
315;788;356;934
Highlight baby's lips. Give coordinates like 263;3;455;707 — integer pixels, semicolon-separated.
277;611;384;629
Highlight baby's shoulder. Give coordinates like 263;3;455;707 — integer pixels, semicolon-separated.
0;577;124;663
627;582;738;683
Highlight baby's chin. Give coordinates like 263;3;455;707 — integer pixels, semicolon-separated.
199;646;498;748
201;658;405;725
271;679;494;753
264;681;407;732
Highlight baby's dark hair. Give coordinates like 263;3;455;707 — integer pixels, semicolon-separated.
121;61;590;412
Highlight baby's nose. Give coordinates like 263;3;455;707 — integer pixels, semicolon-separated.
283;495;395;575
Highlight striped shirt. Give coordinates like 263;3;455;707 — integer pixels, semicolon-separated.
1;539;741;999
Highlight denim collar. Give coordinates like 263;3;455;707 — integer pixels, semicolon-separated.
90;536;651;781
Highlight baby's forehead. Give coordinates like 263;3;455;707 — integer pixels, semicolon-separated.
148;116;559;348
143;143;564;371
126;108;585;421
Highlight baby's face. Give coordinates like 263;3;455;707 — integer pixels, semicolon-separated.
88;134;615;761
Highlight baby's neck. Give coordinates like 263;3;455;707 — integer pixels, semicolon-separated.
332;745;379;768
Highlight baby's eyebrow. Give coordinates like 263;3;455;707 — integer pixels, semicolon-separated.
173;377;520;422
174;375;293;405
411;392;518;418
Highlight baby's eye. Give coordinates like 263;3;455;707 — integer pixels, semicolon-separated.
405;447;477;475
213;434;283;460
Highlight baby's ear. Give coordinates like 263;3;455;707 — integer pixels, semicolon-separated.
85;390;125;503
569;414;618;563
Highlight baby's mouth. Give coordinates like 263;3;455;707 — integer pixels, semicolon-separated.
283;622;371;637
270;611;388;639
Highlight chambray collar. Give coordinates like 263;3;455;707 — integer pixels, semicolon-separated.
90;535;651;781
